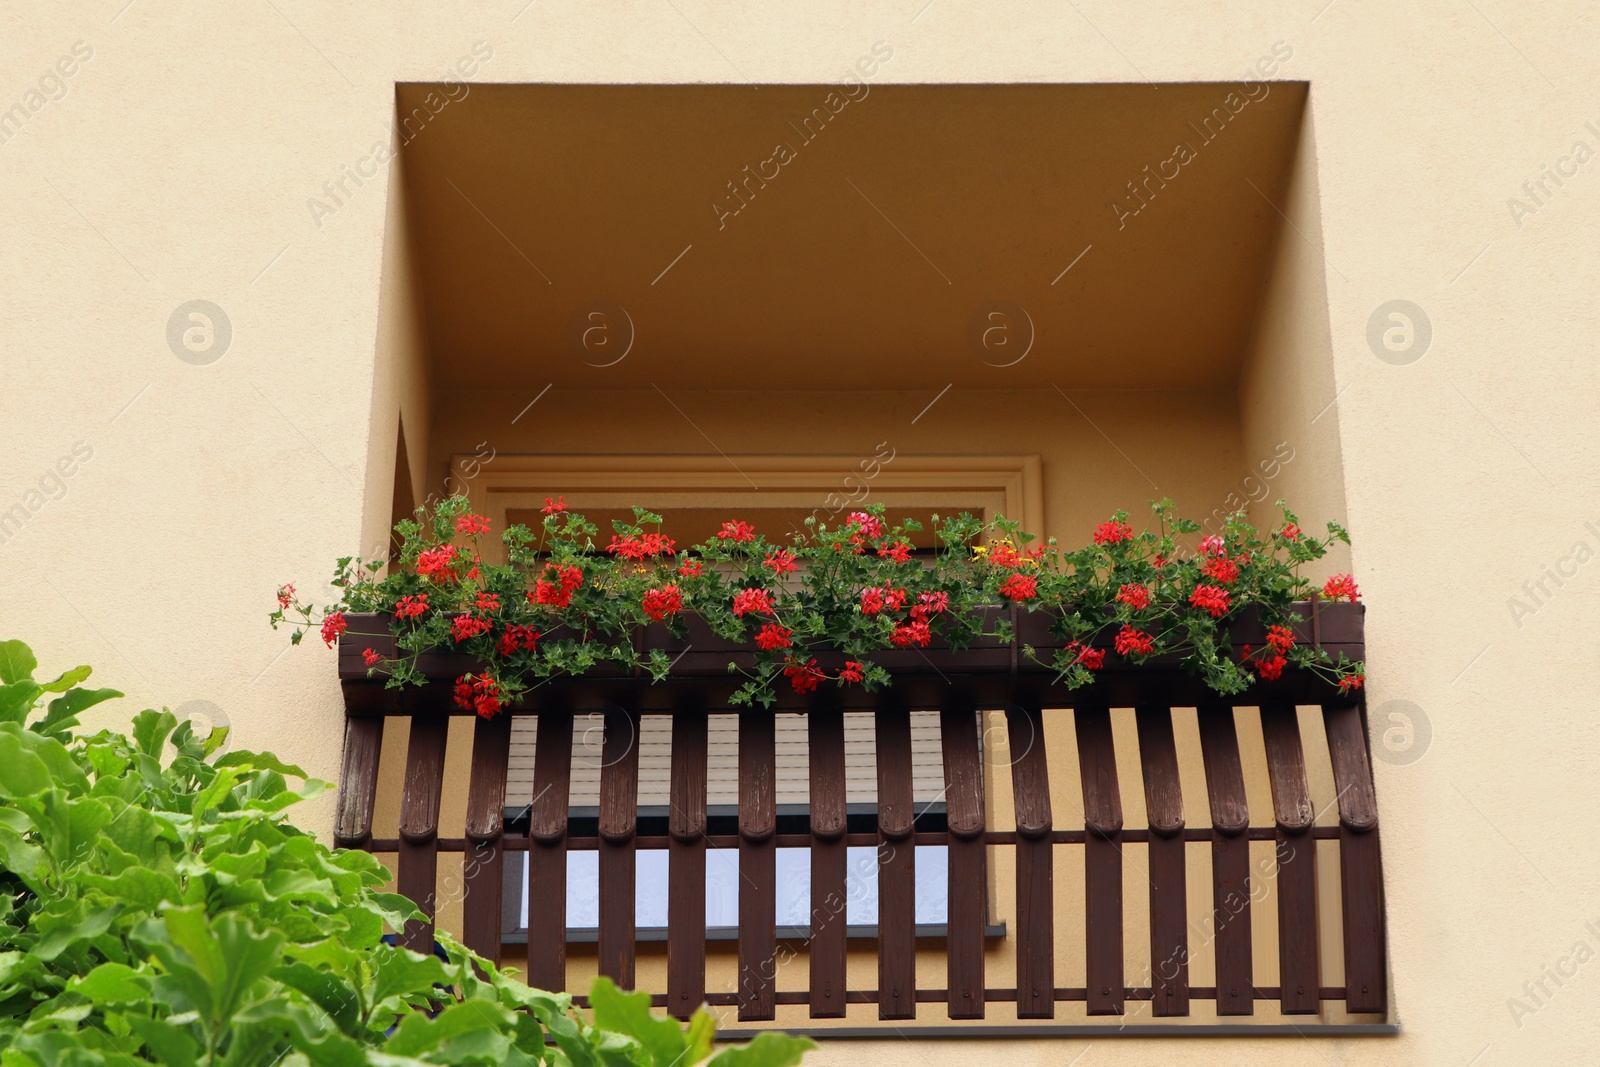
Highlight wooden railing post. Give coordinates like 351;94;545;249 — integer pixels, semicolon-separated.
527;706;573;993
737;710;777;1021
398;715;448;954
1006;701;1055;1018
463;713;512;970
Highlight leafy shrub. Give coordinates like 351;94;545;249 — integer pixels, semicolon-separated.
0;639;813;1067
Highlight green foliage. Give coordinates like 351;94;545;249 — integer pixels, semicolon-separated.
273;495;1364;711
0;643;815;1067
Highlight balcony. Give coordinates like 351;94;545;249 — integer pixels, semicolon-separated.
332;600;1386;1036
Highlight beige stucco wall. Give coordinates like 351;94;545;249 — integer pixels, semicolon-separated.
4;3;1598;1065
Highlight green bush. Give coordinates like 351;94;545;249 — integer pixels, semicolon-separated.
0;639;813;1067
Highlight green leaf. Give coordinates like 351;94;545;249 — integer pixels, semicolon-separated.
0;723;88;795
589;977;688;1067
36;665;91;694
0;640;37;684
0;681;42;725
706;1032;816;1067
125;1013;200;1067
0;729;52;797
132;709;178;757
371;945;451;1004
37;686;120;738
215;749;308;779
68;961;149;1005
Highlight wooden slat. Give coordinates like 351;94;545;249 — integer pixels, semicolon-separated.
1135;706;1189;1016
397;716;448;954
1259;704;1319;1014
940;700;985;1019
1074;706;1123;1016
462;714;512;968
738;710;777;1021
667;709;708;1019
1324;700;1386;1014
1006;701;1054;1018
598;706;640;989
1197;702;1253;1016
876;700;917;1019
527;710;572;992
334;717;384;847
808;706;848;1019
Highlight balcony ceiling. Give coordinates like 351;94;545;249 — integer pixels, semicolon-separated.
397;81;1306;390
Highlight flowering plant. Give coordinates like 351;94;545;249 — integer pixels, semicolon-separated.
272;495;1364;716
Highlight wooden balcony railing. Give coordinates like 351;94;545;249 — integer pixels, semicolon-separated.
333;602;1386;1033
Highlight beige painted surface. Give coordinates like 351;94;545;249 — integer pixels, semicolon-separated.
3;3;1599;1065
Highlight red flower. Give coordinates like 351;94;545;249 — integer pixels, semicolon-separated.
276;583;295;609
1116;583;1153;610
1322;574;1360;603
1282;523;1301;541
884;586;908;611
455;512;491;536
542;496;568;514
496;625;539;656
890;620;933;647
916;590;950;617
362;647;383;667
999;573;1038;602
1114;625;1155;657
1256;654;1287;681
847;512;884;539
839;660;865;684
1093;520;1134;545
718;520;756;543
1199;534;1226;556
1189;584;1232;617
320;611;347;648
1338;672;1365;693
1266;624;1296;654
475;591;501;613
416;544;458;581
642;584;684;621
1200;555;1241;584
395;593;430;619
1153;554;1168;569
754;623;793;651
877;542;913;564
987;542;1027;569
1066;641;1105;670
859;587;885;615
677;558;704;577
607;532;676;560
452;614;491;642
733;588;774;617
453;673;503;718
764;548;799;575
784;658;824;694
531;564;583;608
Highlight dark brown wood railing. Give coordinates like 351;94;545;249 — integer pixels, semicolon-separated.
334;602;1386;1027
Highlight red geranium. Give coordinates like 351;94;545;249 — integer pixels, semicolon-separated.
276;583;295;609
453;672;503;718
1199;534;1226;556
847;512;884;538
542;496;567;514
1256;654;1287;680
733;588;774;617
455;512;491;536
362;647;382;667
877;542;913;564
416;545;458;581
890;620;933;647
1322;574;1360;603
839;660;865;684
395;593;429;619
1093;520;1133;545
718;520;756;543
784;658;824;693
754;623;793;651
496;625;539;656
1266;624;1296;654
451;614;491;642
1282;523;1300;541
475;591;501;613
1115;625;1155;656
999;573;1038;602
678;558;704;577
1200;555;1241;584
859;587;885;615
764;548;799;575
320;611;347;648
642;584;684;621
531;564;583;608
1338;672;1365;692
1189;584;1231;617
1116;583;1153;610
